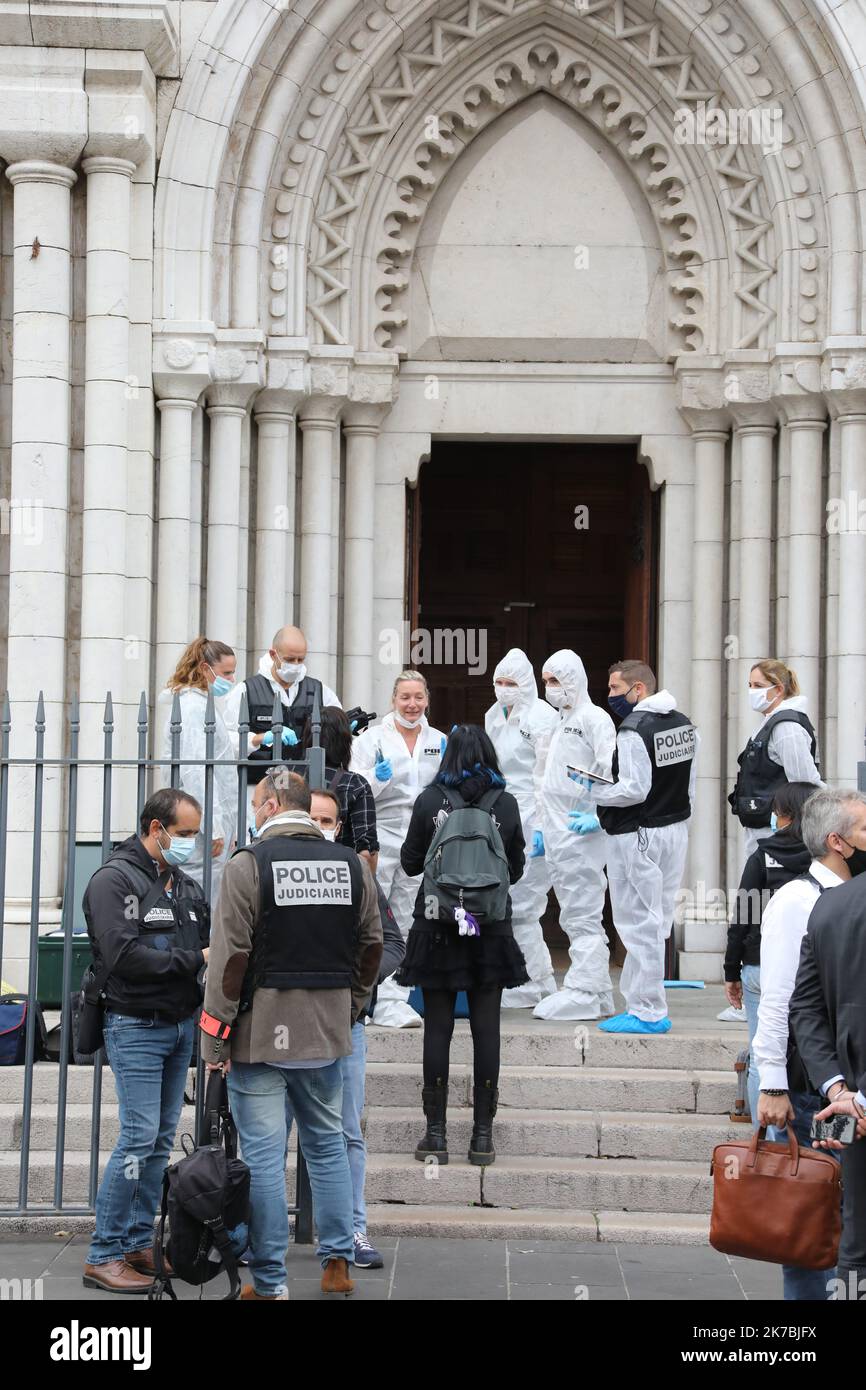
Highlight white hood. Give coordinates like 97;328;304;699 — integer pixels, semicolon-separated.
542;649;593;712
493;648;540;711
766;694;809;720
633;688;678;716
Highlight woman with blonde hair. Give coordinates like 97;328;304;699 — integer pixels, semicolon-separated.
159;636;239;903
351;670;446;1027
729;659;824;863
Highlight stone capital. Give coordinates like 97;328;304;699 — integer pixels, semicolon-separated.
83;50;156;171
0;47;87;167
257;348;310;414
205;331;265;411
770;347;826;424
674;358;730;433
822;342;866;418
722;354;776;428
346;351;400;425
152;323;215;402
307;349;352;407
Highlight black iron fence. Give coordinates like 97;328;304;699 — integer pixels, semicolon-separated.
0;684;321;1237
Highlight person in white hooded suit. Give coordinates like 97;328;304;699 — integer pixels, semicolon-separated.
533;650;617;1021
484;649;558;1008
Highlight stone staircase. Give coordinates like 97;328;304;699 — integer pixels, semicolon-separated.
0;987;747;1244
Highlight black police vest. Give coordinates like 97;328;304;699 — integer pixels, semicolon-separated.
729;710;817;829
238;833;363;1006
599;710;696;836
244;673;324;785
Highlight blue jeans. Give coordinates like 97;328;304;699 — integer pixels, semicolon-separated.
770;1089;838;1301
340;1021;368;1233
741;964;761;1127
228;1060;353;1296
88;1012;194;1265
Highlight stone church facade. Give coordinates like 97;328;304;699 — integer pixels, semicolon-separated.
2;0;866;978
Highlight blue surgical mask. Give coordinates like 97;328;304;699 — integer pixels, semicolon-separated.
211;675;233;698
608;686;636;720
248;819;259;843
769;813;778;832
159;824;196;867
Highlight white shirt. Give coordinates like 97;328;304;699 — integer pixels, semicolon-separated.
752;859;844;1091
590;691;699;812
754;695;824;788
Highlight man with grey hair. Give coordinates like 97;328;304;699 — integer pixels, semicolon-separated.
752;788;866;1299
790;791;866;1299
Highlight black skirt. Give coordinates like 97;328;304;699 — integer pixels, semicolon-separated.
395;920;529;992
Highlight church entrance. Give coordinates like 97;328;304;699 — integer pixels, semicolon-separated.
409;441;659;730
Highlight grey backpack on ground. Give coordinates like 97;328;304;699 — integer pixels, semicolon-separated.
423;785;510;924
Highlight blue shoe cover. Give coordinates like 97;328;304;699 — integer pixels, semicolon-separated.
598;1013;671;1034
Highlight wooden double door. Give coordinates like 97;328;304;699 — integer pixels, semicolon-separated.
409;442;658;731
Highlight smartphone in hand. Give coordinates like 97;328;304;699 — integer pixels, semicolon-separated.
810;1113;857;1145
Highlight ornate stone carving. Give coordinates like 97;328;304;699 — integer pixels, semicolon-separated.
163;338;196;369
212;348;246;381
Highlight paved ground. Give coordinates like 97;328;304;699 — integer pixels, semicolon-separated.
0;1232;783;1300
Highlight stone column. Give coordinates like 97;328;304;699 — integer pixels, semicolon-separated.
783;415;826;713
833;409;866;786
253;379;306;656
77;155;137;835
297;403;339;678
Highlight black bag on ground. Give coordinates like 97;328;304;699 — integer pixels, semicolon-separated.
149;1069;250;1301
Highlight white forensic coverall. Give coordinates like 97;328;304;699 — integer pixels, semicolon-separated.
351;711;445;1026
484;648;558;1007
739;695;823;863
590;690;699;1024
533;651;617;1021
159;688;238;904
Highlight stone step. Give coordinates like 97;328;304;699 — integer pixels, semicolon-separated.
364;1024;745;1071
0;1102;740;1162
0;1150;714;1212
0;1060;737;1115
363;1204;711;1245
365;1063;734;1114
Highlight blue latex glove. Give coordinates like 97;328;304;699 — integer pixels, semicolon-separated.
261;727;298;749
529;829;545;858
568;811;602;835
350;720;358;732
374;753;393;783
566;770;595;793
440;736;447;756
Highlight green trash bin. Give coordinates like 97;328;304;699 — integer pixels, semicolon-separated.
36;931;93;1010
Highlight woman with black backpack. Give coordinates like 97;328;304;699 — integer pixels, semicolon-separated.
396;725;527;1167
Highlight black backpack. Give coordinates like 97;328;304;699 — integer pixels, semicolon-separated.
149;1070;250;1301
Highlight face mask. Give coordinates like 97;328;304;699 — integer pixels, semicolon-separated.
158;825;196;867
494;682;518;708
276;660;305;685
608;686;637;720
394;711;424;729
749;687;775;713
839;838;866;877
769;813;778;832
319;826;338;842
211;675;233;698
545;686;567;709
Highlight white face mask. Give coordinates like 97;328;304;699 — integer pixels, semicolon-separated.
394;711;424;729
494;682;519;707
319;826;338;842
749;687;775;713
545;685;567;709
276;659;305;685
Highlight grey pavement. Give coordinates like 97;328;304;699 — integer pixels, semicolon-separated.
0;1233;783;1301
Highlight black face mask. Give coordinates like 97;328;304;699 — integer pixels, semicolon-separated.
839;839;866;877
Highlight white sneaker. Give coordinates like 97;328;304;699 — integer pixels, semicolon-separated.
370;999;423;1029
716;1005;747;1023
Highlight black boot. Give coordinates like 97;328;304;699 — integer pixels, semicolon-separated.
468;1080;498;1166
414;1079;449;1164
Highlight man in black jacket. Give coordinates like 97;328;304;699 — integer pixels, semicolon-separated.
789;797;866;1294
82;788;210;1294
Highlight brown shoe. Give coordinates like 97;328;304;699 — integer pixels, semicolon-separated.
240;1285;288;1300
320;1258;354;1295
124;1249;173;1278
82;1259;153;1294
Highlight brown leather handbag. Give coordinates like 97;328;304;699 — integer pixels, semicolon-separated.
709;1124;841;1268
